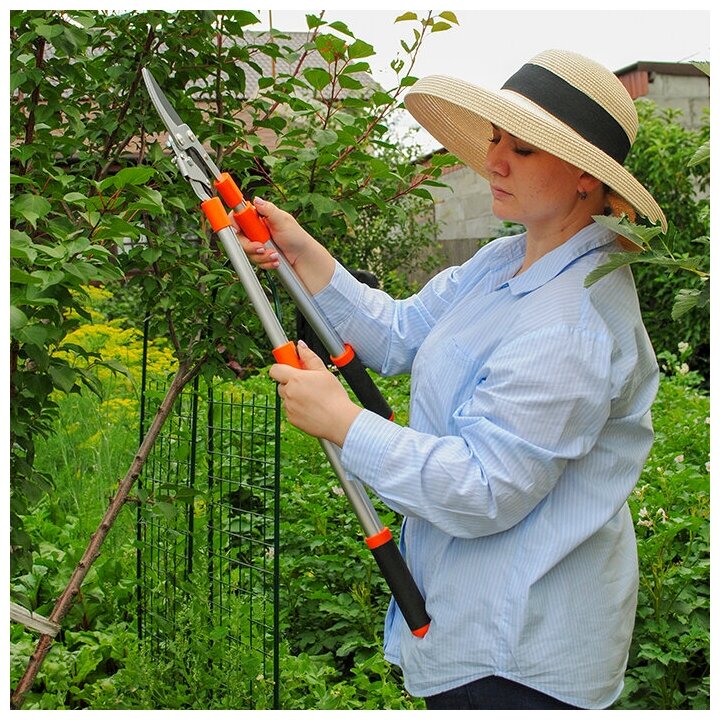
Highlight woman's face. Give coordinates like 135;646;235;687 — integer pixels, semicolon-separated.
484;125;585;230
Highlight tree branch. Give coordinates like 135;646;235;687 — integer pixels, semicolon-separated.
93;25;157;180
10;354;208;709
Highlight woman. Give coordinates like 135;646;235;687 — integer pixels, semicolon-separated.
235;49;665;710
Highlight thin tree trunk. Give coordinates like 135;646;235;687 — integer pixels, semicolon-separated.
10;356;206;709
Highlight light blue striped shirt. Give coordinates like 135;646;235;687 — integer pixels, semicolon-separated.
313;222;658;709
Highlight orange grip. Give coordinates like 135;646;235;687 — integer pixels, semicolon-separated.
233;205;271;243
365;526;393;550
330;343;355;368
272;341;302;368
201;197;231;231
412;622;431;638
214;172;244;208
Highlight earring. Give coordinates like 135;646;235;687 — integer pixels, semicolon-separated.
578;190;588;200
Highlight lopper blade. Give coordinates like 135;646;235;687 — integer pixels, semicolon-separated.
141;67;223;197
142;68;186;135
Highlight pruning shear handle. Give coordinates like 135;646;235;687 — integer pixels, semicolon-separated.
142;67;429;638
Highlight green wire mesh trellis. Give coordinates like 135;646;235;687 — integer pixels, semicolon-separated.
136;329;280;709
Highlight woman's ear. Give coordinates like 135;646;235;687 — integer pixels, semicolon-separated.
577;172;603;197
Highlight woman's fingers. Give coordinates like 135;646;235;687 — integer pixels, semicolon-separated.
229;212;279;269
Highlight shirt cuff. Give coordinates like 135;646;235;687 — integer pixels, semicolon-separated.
313;261;365;328
341;408;403;487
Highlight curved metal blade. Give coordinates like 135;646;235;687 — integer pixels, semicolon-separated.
141;67;222;194
142;67;184;134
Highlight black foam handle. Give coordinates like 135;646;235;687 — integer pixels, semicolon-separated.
338;353;394;420
369;534;431;637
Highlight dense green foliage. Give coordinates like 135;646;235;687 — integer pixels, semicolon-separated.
589;94;710;379
10;8;452;570
619;349;710;709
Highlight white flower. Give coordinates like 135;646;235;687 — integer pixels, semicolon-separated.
674;454;685;463
679;363;690;375
678;341;689;354
637;507;653;528
705;417;710;425
656;508;668;523
706;461;711;473
331;486;345;496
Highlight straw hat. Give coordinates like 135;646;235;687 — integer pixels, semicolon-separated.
404;49;667;231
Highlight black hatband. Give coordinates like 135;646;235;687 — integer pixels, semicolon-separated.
501;63;631;163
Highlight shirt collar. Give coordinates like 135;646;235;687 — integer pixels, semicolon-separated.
505;222;618;296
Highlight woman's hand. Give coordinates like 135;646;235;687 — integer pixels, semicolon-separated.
270;341;362;447
231;197;312;269
231;197;336;293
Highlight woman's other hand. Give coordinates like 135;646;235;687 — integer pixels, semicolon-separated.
270;341;362;447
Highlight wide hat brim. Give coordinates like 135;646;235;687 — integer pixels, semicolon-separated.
404;75;667;231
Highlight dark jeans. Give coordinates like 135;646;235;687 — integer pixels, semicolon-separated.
425;675;579;710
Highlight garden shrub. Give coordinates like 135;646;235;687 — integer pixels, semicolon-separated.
615;350;710;710
623;101;710;379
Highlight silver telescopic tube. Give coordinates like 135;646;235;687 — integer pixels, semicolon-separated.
216;226;288;348
320;438;384;536
228;198;348;358
273;250;348;358
215;225;384;537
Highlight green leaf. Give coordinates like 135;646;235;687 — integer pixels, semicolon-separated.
584;251;644;286
94;216;142;241
328;20;354;37
303;67;331;91
101;358;133;379
154;501;177;522
34;243;67;260
338;74;363;90
430;21;453;32
305;13;324;29
65;236;91;256
63;191;88;204
33;23;64;40
312;129;338;148
688;142;709;167
315;33;346;62
409;187;434;200
11;71;27;93
11;194;52;228
672;284;710;319
62;261;98;284
111;166;155;189
31;269;66;289
127;185;164;213
10;306;29;332
348;39;374;59
439;11;460;24
18;323;48;346
10;266;41;286
141;247;162;264
10;174;36;188
49;364;77;393
306;193;337;215
591;214;664;248
395;12;418;22
10;230;37;263
344;62;370;74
